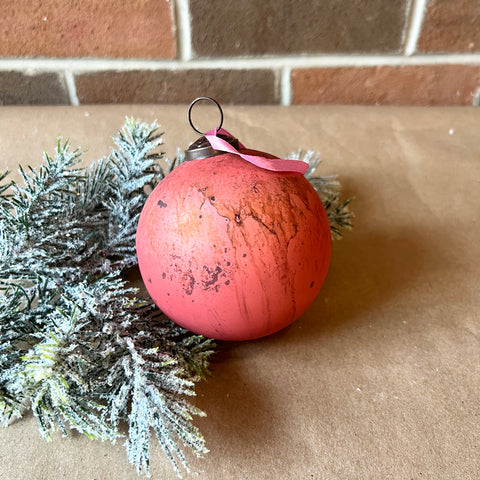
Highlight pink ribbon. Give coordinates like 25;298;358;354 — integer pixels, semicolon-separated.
204;128;309;175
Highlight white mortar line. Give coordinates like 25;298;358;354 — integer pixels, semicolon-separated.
175;0;192;61
64;70;79;106
2;54;480;72
404;0;428;56
400;0;413;51
280;67;292;106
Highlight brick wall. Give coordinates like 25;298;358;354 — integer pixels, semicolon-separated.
1;0;479;106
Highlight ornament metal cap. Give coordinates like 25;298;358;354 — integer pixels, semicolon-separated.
185;97;240;161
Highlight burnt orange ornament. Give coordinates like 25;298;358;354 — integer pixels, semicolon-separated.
136;98;331;340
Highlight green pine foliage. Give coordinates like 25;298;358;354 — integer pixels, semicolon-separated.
0;119;352;477
292;149;354;239
0;119;212;477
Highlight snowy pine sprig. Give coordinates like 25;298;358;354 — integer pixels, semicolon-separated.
290;149;354;239
0;118;213;477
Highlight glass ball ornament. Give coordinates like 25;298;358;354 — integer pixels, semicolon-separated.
136;98;331;341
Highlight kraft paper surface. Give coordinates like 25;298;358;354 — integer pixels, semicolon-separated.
0;105;478;480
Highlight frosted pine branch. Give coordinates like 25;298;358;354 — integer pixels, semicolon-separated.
289;149;354;239
0;118;214;477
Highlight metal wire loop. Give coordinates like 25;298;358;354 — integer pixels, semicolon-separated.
188;97;224;135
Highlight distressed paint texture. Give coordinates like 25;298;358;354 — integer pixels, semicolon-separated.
136;151;331;341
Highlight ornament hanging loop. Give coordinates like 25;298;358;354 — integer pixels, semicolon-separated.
188;97;224;135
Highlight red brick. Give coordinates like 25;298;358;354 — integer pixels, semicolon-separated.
190;0;408;56
0;0;175;58
74;69;278;104
0;71;69;105
417;0;480;52
292;66;480;106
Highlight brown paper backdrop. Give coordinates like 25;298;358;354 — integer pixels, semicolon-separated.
0;106;479;479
